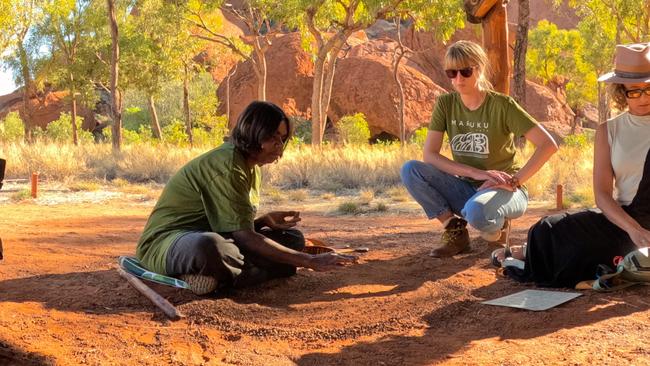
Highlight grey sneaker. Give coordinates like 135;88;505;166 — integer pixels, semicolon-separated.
179;274;218;295
430;217;470;257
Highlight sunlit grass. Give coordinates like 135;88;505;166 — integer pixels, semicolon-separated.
1;140;597;207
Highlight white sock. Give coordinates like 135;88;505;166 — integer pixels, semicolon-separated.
441;216;456;228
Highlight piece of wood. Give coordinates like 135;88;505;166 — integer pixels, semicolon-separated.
472;0;500;18
118;268;183;321
30;172;38;199
556;184;563;210
482;2;510;94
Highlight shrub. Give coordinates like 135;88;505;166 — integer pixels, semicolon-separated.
163;119;189;145
336;113;370;145
563;133;590;149
0;112;25;142
290;116;312;144
44;112;93;143
409;126;428;147
337;201;361;215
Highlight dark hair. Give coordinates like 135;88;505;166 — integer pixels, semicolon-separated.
230;101;290;157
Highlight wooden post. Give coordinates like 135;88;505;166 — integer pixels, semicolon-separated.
482;2;510;94
556;184;563;210
30;172;38;198
118;268;183;321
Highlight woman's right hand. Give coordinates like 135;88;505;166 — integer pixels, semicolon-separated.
306;252;358;271
475;170;515;191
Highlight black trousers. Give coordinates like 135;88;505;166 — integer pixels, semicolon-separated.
165;228;305;288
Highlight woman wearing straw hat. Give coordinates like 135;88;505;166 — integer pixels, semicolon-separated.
494;42;650;288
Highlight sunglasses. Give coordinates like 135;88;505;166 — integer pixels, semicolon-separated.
624;86;650;99
445;67;475;79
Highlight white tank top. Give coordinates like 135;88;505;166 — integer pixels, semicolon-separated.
608;112;650;205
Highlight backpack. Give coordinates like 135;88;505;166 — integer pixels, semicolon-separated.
576;247;650;291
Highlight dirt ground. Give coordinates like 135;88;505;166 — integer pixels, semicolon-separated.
2;190;650;366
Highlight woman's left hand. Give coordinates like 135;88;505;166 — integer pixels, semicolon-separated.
261;211;301;230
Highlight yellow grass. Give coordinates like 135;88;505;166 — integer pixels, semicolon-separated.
1;140;597;207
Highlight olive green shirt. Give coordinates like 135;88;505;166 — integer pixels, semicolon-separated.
429;91;538;186
136;142;260;274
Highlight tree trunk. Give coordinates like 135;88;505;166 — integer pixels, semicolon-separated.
71;85;79;146
393;18;406;145
107;0;122;151
226;63;238;127
17;42;33;143
311;36;346;145
482;2;510;94
597;81;608;125
512;0;529;105
253;39;267;101
148;95;162;139
183;64;192;146
311;55;326;146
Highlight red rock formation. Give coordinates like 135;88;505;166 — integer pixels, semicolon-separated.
517;80;579;141
0;90;96;131
216;32;314;125
330;40;447;138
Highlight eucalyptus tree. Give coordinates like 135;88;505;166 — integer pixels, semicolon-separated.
564;0;650;122
122;0;187;140
39;0;104;145
280;0;410;146
2;0;43;142
387;0;464;144
512;0;529;105
185;0;281;101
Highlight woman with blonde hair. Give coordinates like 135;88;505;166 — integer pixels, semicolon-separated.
401;40;558;257
498;43;650;287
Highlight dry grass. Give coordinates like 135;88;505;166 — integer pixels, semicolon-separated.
2;140;597;207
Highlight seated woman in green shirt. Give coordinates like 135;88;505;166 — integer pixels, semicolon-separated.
137;101;357;295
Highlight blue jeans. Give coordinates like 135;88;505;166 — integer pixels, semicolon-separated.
400;160;528;233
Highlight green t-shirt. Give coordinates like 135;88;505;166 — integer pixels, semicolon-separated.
429;91;537;186
136;142;260;274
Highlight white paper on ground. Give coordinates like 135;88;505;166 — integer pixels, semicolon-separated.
481;289;582;311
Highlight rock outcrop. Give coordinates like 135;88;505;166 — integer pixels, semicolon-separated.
0;89;97;131
330;39;446;138
216;32;314;126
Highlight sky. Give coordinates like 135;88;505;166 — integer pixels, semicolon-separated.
0;69;16;95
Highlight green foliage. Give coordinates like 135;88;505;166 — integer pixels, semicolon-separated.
409;126;428;147
563;133;591;149
191;124;228;147
44;112;93;143
289;116;312;144
337;201;361;215
122;72;220;131
0;112;25;142
162;119;189;145
123;106;148;131
527;20;597;108
336;113;370;145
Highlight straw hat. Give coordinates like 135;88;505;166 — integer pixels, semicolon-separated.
598;43;650;83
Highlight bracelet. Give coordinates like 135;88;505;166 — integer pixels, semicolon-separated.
509;176;521;189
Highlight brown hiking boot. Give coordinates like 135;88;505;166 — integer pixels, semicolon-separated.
430;217;470;257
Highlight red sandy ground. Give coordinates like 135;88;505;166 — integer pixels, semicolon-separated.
1;200;650;365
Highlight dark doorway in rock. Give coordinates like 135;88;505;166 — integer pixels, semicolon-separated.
370;131;399;144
